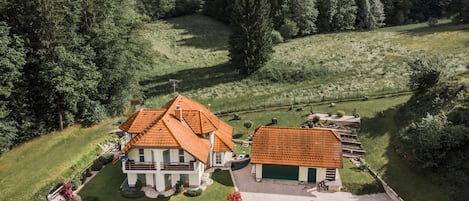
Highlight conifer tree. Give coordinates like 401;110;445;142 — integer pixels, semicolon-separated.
229;0;274;75
356;0;385;29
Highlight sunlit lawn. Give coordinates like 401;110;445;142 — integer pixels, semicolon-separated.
0;120;115;201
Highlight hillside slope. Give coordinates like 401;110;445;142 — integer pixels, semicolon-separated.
139;14;469;113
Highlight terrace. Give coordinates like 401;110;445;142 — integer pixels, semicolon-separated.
124;160;196;171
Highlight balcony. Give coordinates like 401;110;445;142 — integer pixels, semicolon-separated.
124;160;196;171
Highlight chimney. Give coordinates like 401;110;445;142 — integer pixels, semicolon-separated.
175;105;183;121
207;103;211;111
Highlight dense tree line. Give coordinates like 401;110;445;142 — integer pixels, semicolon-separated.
399;56;469;200
136;0;201;20
0;0;154;154
205;0;469;38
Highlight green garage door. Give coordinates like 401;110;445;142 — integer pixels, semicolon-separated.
308;168;316;183
262;164;299;180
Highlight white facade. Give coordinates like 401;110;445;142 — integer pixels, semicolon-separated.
254;164;330;183
122;148;203;192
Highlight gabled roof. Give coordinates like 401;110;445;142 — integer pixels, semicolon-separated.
117;95;233;164
119;109;165;134
251;127;342;168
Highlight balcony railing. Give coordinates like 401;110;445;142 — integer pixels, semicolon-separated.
125;160;196;171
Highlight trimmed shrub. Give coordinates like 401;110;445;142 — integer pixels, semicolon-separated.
271;30;284;44
243;121;253;129
98;153;114;165
175;180;184;194
185;188;202;197
135;179;143;191
90;160;103;171
71;175;84;190
428;17;438;27
336;110;345;118
121;189;145;199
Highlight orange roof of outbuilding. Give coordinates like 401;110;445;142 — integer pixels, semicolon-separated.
251;127;342;168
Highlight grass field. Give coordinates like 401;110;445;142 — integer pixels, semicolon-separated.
139;14;469;114
78;163;235;201
0;120;115;201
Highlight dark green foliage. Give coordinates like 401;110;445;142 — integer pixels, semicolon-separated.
336;110;345;117
229;0;274;75
135;179;143;191
282;0;319;36
449;0;469;23
279;19;299;39
203;0;234;23
98;153;114;165
90;160;103;171
71;174;84;190
175;180;184;194
184;188;202;197
317;0;358;32
407;56;443;94
271;30;284;44
0;21;25;154
120;189;145;198
137;0;201;19
356;0;385;29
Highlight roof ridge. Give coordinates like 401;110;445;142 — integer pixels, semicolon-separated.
159;118;181;147
200;109;218;133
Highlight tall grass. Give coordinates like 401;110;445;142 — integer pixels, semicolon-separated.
0;120;114;201
139;14;469;112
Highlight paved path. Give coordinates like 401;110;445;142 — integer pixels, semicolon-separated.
232;164;392;201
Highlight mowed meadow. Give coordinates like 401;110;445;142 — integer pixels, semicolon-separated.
139;15;469;113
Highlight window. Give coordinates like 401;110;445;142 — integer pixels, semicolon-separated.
178;149;185;163
215;152;222;165
139;149;145;162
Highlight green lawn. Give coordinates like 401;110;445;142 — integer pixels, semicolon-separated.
339;158;383;195
221;95;450;199
0;120;115;201
78;163;235;201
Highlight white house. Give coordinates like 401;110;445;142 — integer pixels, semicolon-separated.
115;95;234;193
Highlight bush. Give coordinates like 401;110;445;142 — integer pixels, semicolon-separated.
243;121;253;129
121;189;145;199
82;196;99;201
90;160;103;171
428;17;438;27
98;153;114;165
175;180;184;194
279;19;298;40
336;110;345;118
185;188;202;197
135;179;143;191
271;30;284;44
70;175;83;190
312;115;320;123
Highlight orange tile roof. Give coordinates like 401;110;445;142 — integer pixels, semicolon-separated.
119;109;165;133
182;110;217;134
116;95;233;163
214;120;234;152
251;127;342;168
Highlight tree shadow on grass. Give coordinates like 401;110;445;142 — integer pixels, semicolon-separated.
400;22;469;36
360;107;400;137
211;170;234;187
167;14;230;50
140;62;242;98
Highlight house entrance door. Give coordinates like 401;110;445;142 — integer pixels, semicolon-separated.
164;174;172;191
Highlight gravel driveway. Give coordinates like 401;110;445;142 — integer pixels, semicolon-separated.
232;164;393;201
